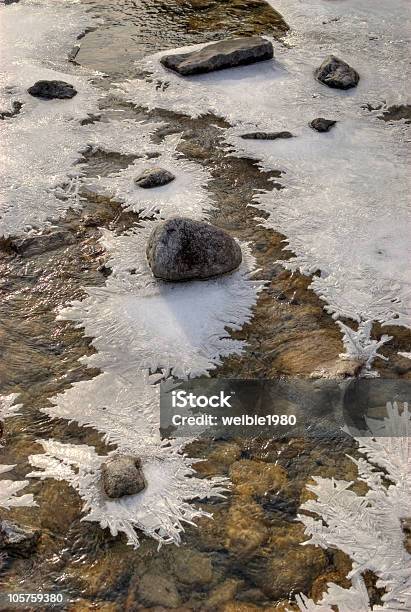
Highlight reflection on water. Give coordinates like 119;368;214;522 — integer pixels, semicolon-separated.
78;0;287;79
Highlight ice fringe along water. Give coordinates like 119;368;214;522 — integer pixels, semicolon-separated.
28;122;262;547
0;395;36;510
83;123;215;220
118;0;411;365
0;0;101;237
289;402;411;611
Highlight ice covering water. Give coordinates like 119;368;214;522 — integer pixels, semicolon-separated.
120;0;411;336
0;0;101;237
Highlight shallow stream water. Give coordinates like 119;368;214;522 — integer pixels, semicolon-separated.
0;1;410;610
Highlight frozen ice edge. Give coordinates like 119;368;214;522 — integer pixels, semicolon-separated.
0;0;102;238
292;402;411;611
118;0;411;360
28;122;262;547
0;394;37;510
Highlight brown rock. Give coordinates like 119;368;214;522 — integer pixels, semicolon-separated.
226;498;268;557
138;573;181;608
205;579;243;609
229;459;287;496
170;547;213;585
101;454;146;499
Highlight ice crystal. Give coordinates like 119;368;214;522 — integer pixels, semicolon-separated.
0;0;101;237
119;0;411;344
294;402;411;611
59;222;262;379
29;162;259;546
85;142;215;220
0;395;36;509
337;321;392;375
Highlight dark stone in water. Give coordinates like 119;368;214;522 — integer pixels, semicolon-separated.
68;45;81;64
310;118;337;132
241;131;293;140
0;520;40;557
315;55;359;90
0;100;23;120
101;455;146;499
27;80;77;100
135;167;175;189
12;230;75;257
146;217;242;281
161;36;273;76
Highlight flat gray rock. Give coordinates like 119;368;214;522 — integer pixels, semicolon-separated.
101;455;146;499
315;55;359;90
310;118;337;132
135;167;175;189
146;217;242;281
161;36;273;76
0;520;40;557
241;131;293;140
27;80;77;99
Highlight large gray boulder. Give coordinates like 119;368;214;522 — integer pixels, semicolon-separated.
101;455;146;499
27;80;77;99
161;36;273;76
315;55;359;90
146;217;242;281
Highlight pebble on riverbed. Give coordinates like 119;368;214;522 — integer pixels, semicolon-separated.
161;36;274;76
0;520;40;558
146;217;242;281
315;55;359;90
27;80;77;100
101;455;146;499
310;118;337;132
241;131;293;140
134;167;175;189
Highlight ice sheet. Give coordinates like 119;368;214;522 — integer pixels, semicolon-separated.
119;0;411;332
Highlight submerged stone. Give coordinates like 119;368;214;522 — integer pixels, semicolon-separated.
27;80;77;100
101;454;146;499
134;167;175;189
161;36;273;76
138;573;181;608
146;217;242;281
310;118;337;132
0;520;40;557
315;55;359;90
241;131;293;140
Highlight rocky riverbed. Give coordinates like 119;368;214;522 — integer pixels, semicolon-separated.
0;0;410;610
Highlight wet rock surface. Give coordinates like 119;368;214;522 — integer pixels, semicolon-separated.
310;118;337;132
134;167;175;188
161;36;273;76
27;80;78;99
101;455;146;498
0;520;40;557
315;55;359;90
146;217;242;281
241;131;293;140
138;573;181;608
11;230;76;257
